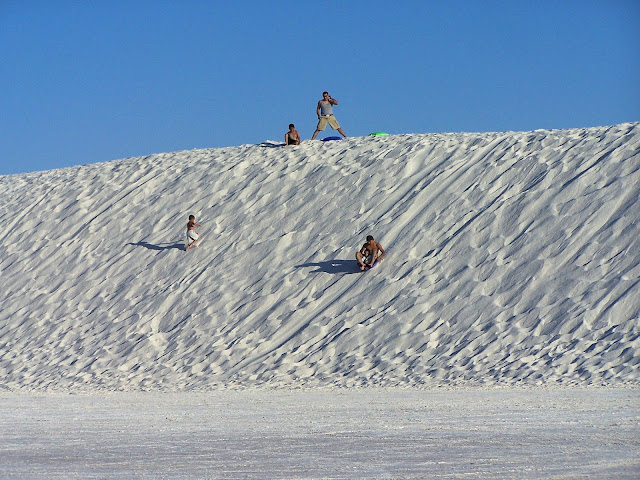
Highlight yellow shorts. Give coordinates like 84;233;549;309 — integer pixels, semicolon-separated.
316;115;340;131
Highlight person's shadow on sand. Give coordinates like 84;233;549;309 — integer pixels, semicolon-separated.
129;241;185;251
296;259;359;275
258;141;285;148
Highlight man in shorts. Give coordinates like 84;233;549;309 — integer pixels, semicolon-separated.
356;235;385;270
311;91;347;140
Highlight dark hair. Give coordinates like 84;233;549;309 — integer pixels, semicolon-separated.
289;123;295;128
323;91;329;95
366;235;374;241
189;215;195;220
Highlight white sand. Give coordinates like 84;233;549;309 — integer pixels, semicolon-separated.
1;123;638;390
1;124;639;478
1;389;638;479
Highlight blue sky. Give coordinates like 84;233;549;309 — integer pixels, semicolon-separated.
1;1;638;175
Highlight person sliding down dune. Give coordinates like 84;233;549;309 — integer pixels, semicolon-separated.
356;235;385;270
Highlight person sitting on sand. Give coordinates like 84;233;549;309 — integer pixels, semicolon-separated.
356;235;385;270
285;124;301;146
186;215;201;251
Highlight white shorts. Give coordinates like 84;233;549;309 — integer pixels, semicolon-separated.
186;230;199;244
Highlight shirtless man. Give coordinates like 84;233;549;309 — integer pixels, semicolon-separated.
311;91;347;140
356;235;385;270
285;123;301;145
186;215;202;251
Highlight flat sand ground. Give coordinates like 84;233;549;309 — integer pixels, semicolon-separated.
1;388;638;479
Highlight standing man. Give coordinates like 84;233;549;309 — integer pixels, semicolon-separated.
311;91;347;140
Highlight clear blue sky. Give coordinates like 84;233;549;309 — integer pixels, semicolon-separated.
1;1;638;175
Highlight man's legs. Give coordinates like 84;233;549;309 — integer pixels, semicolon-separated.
186;232;198;251
312;116;330;140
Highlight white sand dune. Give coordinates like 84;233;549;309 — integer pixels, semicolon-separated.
1;123;639;391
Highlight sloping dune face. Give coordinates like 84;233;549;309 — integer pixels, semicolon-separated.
1;124;638;391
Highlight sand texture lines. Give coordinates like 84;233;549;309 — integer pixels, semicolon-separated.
1;123;639;390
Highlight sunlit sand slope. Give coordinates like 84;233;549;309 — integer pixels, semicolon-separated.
1;123;638;390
